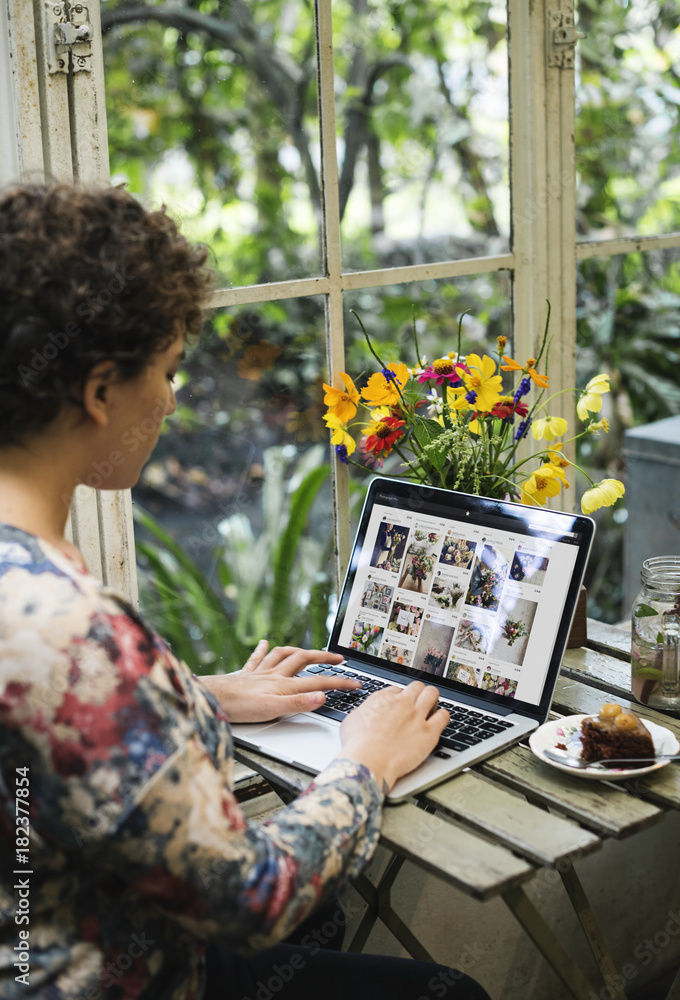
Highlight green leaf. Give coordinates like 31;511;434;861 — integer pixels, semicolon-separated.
135;506;248;671
269;464;331;639
413;418;445;447
634;603;658;618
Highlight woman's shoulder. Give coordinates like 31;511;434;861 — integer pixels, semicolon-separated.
0;523;115;613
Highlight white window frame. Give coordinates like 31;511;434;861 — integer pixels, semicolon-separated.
2;0;138;605
3;0;680;600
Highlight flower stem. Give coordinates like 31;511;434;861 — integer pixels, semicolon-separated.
351;308;408;409
412;307;423;367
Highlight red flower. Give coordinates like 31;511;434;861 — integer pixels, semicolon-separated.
363;416;406;457
489;398;529;421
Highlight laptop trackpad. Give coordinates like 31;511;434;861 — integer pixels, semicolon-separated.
255;713;340;770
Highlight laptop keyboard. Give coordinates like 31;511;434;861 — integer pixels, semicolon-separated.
303;665;514;753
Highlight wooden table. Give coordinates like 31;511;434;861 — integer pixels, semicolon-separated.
235;622;680;1000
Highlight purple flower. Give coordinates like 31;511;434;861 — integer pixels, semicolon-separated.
465;390;477;405
514;419;531;441
382;367;398;383
513;377;531;403
335;444;349;464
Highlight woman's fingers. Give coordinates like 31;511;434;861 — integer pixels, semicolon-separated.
246;645;344;676
241;639;269;672
281;674;361;694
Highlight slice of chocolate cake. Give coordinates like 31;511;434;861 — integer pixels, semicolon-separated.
580;703;654;763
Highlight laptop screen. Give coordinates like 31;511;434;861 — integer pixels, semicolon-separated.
329;479;594;721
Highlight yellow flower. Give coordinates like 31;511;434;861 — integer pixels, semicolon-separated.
577;374;610;421
360;407;392;435
462;354;503;412
497;336;507;352
547;444;570;470
361;362;410;407
581;479;625;515
323;412;356;456
531;415;568;442
544;461;569;487
448;388;472;413
322;372;360;423
520;465;564;506
587;417;610;435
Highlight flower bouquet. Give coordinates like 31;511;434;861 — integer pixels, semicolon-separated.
323;307;625;513
432;584;464;610
405;549;435;582
501;618;530;647
423;646;446;672
350;622;382;652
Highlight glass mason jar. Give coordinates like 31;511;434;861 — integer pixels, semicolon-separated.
631;556;680;709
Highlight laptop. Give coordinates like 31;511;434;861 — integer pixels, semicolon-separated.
232;478;595;802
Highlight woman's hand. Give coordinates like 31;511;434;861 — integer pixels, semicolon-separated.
196;641;362;723
339;681;449;792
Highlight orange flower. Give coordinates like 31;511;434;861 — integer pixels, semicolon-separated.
501;355;549;388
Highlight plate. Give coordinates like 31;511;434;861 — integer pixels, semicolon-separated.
529;714;680;780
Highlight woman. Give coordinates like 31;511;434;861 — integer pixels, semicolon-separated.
0;184;490;1000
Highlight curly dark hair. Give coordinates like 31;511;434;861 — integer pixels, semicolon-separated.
0;183;213;447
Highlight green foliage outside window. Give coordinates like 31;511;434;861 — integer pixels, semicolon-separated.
102;0;680;629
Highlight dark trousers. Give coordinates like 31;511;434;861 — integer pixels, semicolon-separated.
204;899;491;1000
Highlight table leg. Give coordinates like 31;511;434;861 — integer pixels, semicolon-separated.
502;885;601;1000
663;965;680;1000
346;855;435;963
559;864;628;1000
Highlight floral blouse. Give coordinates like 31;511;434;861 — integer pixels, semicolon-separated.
0;525;383;999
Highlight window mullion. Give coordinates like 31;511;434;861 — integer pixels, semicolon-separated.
316;0;350;589
510;0;577;509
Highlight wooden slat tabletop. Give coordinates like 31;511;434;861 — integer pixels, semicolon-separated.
421;770;601;867
379;801;535;900
479;745;664;838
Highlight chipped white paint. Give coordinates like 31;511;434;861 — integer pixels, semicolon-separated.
0;0;20;183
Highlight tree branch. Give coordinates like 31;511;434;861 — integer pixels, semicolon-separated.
102;3;321;210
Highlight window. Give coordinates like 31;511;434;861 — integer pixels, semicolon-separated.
3;0;679;626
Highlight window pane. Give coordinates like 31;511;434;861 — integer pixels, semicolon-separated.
343;272;512;371
102;1;322;285
576;247;680;620
333;0;510;271
575;0;680;241
134;295;333;669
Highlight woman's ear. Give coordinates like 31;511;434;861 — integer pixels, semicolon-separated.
82;362;119;427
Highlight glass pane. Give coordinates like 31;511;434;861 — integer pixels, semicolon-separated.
575;0;680;242
133;295;333;670
102;1;322;285
576;247;680;621
333;0;510;271
343;272;512;371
